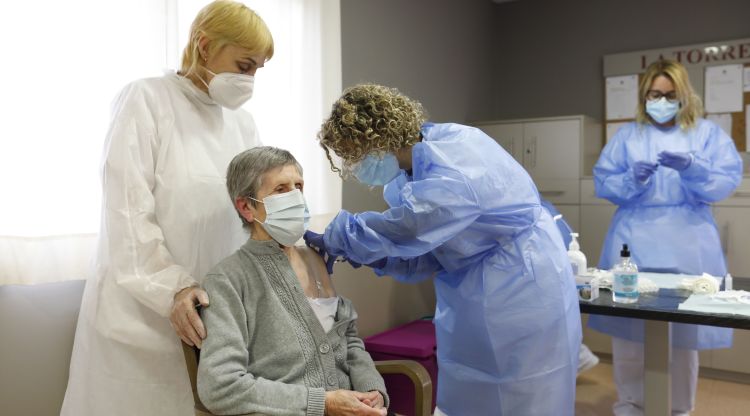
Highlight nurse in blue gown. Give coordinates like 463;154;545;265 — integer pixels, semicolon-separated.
589;59;742;415
305;83;581;416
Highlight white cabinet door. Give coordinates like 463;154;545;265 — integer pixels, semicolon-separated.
580;178;612;206
714;206;750;278
476;123;523;163
579;204;617;269
522;119;580;180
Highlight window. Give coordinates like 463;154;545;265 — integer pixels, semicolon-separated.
0;0;341;284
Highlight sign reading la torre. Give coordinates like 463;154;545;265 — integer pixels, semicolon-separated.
639;41;750;69
604;38;750;76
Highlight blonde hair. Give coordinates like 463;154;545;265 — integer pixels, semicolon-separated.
180;0;274;76
636;59;703;130
318;84;427;175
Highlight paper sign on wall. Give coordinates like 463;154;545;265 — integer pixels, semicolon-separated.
747;105;750;150
606;75;638;121
744;67;750;92
705;64;743;113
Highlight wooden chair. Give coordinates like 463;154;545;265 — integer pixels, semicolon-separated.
181;342;433;416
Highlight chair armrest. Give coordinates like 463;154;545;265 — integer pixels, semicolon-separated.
181;342;215;415
181;342;268;416
375;360;433;416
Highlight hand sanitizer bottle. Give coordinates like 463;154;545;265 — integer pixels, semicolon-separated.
567;233;587;277
613;244;639;303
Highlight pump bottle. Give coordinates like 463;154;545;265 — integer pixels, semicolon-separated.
567;233;587;276
613;244;639;303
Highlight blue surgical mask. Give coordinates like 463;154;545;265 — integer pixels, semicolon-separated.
248;189;310;247
646;97;679;124
352;153;402;186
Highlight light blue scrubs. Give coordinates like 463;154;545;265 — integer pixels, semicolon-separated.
588;119;742;349
324;123;581;416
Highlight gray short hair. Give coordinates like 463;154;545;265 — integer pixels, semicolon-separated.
226;146;303;229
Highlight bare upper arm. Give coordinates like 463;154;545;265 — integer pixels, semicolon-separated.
296;246;337;297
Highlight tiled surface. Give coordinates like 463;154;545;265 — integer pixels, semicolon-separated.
575;361;750;415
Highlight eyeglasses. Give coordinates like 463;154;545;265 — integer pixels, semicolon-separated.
646;89;678;103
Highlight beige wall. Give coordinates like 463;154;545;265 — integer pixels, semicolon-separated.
333;263;437;338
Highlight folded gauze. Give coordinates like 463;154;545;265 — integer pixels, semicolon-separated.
679;273;720;294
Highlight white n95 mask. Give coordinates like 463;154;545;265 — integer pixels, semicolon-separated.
249;189;310;247
201;69;255;110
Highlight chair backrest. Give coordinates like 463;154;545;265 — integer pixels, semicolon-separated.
180;342;216;416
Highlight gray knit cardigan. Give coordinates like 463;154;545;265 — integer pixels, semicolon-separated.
197;238;388;416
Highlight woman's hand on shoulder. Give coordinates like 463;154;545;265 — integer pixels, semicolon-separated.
170;285;209;348
324;390;387;416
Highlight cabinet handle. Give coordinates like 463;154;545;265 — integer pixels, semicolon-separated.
732;191;750;198
722;223;729;256
540;191;565;197
525;136;537;169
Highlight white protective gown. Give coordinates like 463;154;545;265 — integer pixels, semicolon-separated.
61;71;260;416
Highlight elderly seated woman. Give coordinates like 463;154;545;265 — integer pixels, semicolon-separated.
197;146;389;416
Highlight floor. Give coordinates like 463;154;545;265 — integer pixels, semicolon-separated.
575;361;750;415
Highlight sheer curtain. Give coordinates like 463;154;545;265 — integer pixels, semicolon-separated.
0;0;341;285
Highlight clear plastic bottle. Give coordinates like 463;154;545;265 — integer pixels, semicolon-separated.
724;273;733;291
613;244;639;303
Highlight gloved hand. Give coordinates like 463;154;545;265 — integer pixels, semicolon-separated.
347;257;388;270
658;151;692;171
633;161;658;183
303;230;337;274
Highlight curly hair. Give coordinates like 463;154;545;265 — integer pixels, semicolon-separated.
318;84;427;175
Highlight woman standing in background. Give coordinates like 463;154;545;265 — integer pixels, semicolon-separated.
589;59;742;415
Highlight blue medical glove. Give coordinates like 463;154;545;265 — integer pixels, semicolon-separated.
347;257;388;270
303;230;337;274
657;151;692;171
633;161;658;183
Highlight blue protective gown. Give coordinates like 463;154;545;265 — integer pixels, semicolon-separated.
324;123;581;416
588;119;742;349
